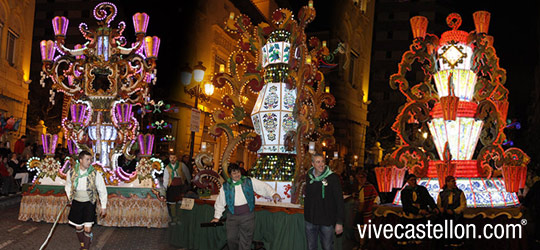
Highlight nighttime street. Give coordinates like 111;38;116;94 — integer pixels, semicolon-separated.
0;196;173;250
0;0;539;250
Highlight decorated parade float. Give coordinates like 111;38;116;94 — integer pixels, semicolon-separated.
18;2;169;228
195;0;340;205
170;1;349;249
370;11;530;249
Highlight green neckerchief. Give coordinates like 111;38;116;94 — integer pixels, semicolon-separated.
227;176;247;186
168;162;179;178
308;166;333;199
73;162;94;190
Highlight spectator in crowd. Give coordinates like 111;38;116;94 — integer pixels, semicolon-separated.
352;170;379;249
304;153;345;250
0;142;11;157
9;153;29;189
14;136;26;155
211;163;281;250
22;142;35;161
0;154;15;196
181;154;193;178
236;161;247;176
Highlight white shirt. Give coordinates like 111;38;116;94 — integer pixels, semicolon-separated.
213;177;277;219
65;168;108;209
162;162;191;188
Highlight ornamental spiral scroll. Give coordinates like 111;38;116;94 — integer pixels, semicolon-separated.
476;144;503;178
392;102;431;147
389;34;439;102
475;100;505;146
392;146;429;177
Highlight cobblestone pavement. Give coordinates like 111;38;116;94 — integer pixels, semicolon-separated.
0;201;178;250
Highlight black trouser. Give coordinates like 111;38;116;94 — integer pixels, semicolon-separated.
226;211;255;250
0;176;14;194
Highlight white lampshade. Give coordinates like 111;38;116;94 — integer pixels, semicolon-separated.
180;71;192;86
192;61;206;83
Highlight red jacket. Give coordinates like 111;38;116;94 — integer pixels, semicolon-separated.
14;139;25;154
0;162;10;177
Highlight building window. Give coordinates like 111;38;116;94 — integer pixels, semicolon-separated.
214;55;226;75
6;30;18;66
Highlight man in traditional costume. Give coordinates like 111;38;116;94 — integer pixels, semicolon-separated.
65;150;108;250
437;175;466;247
400;174;438;245
211;163;281;250
162;153;191;223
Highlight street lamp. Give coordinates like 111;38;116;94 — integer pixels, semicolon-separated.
181;61;214;162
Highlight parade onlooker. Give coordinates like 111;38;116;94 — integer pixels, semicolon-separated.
211;163;281;250
437;175;466;247
9;153;28;189
0;142;11;157
22;143;34;161
65;150;107;250
8;153;21;172
237;161;247;176
304;153;345;250
352;170;379;249
14;136;26;155
181;154;193;179
0;154;15;196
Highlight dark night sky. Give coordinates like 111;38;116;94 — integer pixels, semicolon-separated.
109;0;538;144
112;0;539;116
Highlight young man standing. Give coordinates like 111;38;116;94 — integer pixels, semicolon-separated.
304;153;345;250
211;163;281;250
65;151;107;250
162;153;191;223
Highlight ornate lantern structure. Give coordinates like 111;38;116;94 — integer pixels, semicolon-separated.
388;12;529;207
209;2;339;203
251;33;296;155
32;2;163;187
249;30;297;182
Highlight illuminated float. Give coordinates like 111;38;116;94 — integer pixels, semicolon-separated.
19;2;169;228
208;0;341;204
377;12;529;209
